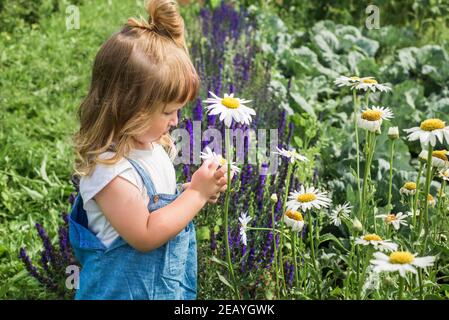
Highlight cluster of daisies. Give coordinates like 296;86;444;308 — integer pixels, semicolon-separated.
333;75;444;279
201;87;440;288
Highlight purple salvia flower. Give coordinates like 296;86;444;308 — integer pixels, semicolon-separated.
278;110;286;145
35;223;58;268
256;164;268;213
61;211;69;226
19;248;57;292
68;192;76;205
286;122;295;147
193;98;203;122
247;246;256;271
58;226;71;263
288;263;295;287
185;119;193;163
183;164;191;183
240;244;247;273
210;228;217;251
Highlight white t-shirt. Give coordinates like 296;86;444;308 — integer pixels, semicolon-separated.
79;143;177;247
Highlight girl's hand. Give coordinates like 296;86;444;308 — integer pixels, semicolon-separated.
182;165;235;204
189;160;226;200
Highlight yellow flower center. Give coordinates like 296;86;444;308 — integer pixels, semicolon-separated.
221;97;240;109
296;193;317;202
218;156;227;166
403;182;417;190
432;150;448;162
385;214;397;223
363;234;382;241
389;251;414;264
420;119;445;131
362;78;378;84
361;110;382;121
285;210;304;221
427;194;434;202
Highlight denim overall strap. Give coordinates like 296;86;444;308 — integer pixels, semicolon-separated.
126;158;157;199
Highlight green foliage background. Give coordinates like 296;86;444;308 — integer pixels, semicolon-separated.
1;0;448;299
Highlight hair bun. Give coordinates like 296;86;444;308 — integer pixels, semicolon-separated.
146;0;186;49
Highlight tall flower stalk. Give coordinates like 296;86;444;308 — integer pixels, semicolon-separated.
421;144;434;244
203;91;255;299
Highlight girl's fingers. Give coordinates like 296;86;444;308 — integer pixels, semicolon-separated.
217;177;227;186
214;169;224;180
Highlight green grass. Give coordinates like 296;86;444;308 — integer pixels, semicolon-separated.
0;0;156;299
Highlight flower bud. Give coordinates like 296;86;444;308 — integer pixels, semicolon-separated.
388;126;399;140
352;217;363;232
270;193;278;203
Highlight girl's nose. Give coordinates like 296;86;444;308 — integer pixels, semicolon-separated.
169;113;178;127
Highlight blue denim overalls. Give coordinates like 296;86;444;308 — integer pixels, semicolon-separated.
69;158;197;300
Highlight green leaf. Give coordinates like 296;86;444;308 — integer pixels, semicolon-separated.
216;271;234;291
290;92;315;116
210;255;228;268
319;233;349;253
22;186;44;200
197;226;210;241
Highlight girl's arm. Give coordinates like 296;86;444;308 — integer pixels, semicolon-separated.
95;160;225;252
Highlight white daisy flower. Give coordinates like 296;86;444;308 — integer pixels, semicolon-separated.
404;118;449;147
370;251;436;278
329;202;352;226
203;92;255;128
427;194;436;208
355;234;398;252
357;106;394;132
439;168;449;182
334;75;361;88
418;149;449;169
399;182;417;196
272;147;308;163
238;212;252;246
283;210;305;232
286;185;332;212
376;212;409;230
200;147;240;173
353;77;392;93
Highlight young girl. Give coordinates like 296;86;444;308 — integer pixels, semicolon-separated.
69;0;227;300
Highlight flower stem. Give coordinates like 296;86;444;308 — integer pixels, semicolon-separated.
361;131;374;227
387;139;396;211
436;180;446;239
307;211;322;299
278;161;294;296
292;231;299;289
224;128;239;299
413;161;423;229
270;202;280;299
422;144;434;245
398;276;404;300
353;91;362;207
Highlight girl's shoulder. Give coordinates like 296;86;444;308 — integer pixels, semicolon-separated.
79;151;144;206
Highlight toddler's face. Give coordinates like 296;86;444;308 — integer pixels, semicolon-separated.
133;102;183;149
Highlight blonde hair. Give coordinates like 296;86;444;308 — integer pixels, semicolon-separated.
74;0;200;176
